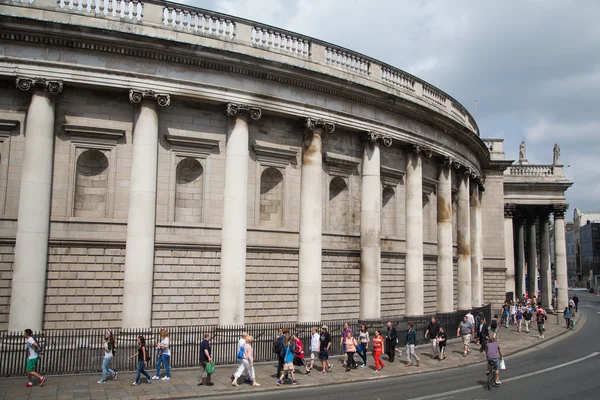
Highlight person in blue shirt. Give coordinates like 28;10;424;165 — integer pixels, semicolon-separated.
276;334;297;385
564;307;571;329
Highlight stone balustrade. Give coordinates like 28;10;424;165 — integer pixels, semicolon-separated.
1;0;479;135
508;164;555;176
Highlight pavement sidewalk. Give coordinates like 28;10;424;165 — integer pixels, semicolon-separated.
0;311;584;400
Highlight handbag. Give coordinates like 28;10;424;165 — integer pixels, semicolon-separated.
356;343;363;353
237;346;245;359
499;359;506;370
206;361;215;374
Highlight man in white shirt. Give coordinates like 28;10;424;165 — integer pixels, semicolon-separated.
230;332;251;383
23;329;45;387
307;327;320;374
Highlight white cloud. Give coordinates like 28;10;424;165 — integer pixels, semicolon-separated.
525;119;600;144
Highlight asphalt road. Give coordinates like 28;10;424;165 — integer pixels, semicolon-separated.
212;291;600;400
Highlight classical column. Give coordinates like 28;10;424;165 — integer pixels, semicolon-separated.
504;204;516;299
527;216;538;298
8;77;63;332
470;178;483;307
554;204;569;310
540;211;552;309
217;104;261;326
436;157;454;313
456;168;471;310
359;133;390;319
405;145;429;316
298;118;335;322
121;89;170;329
516;221;526;298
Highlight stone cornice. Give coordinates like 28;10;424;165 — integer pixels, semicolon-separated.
227;103;262;120
0;120;19;139
380;165;404;186
165;135;219;157
324;151;360;176
129;89;170;107
63;124;125;143
252;140;299;167
16;76;63;93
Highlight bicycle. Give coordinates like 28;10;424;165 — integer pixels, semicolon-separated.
486;359;498;390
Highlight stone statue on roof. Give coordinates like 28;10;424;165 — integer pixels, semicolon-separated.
518;139;527;164
553;143;560;165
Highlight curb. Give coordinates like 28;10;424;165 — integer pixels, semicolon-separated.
161;311;588;400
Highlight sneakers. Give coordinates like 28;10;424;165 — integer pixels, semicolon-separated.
305;369;311;375
131;382;139;386
151;376;160;380
276;379;282;386
39;377;46;386
97;380;106;384
361;364;367;368
326;364;332;372
374;370;379;373
161;376;170;381
23;382;33;388
319;370;326;375
244;378;253;383
292;380;298;385
345;368;350;372
206;382;214;386
113;372;118;380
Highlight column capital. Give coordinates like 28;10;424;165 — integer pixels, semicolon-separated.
553;203;569;219
227;103;262;120
409;144;432;158
436;155;455;168
129;89;170;107
305;117;335;134
16;77;63;94
504;203;516;218
365;131;392;147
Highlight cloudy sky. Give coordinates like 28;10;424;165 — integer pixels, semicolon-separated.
184;0;599;217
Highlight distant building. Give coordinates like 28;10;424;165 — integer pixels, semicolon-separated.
567;209;600;287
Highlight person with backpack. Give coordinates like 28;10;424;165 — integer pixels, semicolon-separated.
307;327;320;374
490;314;500;341
276;334;298;385
536;309;547;339
98;329;118;384
233;335;260;387
274;329;287;379
152;329;171;381
232;332;252;384
523;308;532;333
23;329;46;387
404;322;420;367
129;335;152;386
344;331;358;371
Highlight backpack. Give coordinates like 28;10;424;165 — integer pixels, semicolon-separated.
32;337;44;356
237;345;245;359
272;336;283;354
491;319;498;329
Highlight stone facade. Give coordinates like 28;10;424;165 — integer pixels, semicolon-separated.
0;0;572;330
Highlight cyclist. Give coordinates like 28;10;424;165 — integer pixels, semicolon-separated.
485;336;502;386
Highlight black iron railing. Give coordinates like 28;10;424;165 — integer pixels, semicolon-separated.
0;304;490;376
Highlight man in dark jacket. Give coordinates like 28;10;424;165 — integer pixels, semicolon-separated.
385;321;397;362
477;317;488;353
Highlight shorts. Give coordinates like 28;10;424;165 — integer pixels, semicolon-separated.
342;344;346;353
310;351;319;360
462;334;472;346
318;350;329;361
487;357;499;370
537;323;544;332
283;362;294;371
26;357;38;373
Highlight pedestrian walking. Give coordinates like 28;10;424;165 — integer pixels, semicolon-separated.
274;329;286;379
340;322;352;366
516;307;523;332
523;307;532;332
152;329;171;381
425;316;441;359
197;332;214;387
276;334;297;385
98;329;117;384
477;317;488;353
318;325;333;374
404;322;420;367
129;336;151;386
307;327;320;373
457;316;474;357
502;301;510;328
573;294;579;312
536;309;547;339
358;325;370;368
437;327;447;361
384;321;397;362
233;332;252;384
372;329;386;372
510;301;517;325
233;335;260;387
568;297;576;317
564;306;571;329
490;314;500;341
23;329;45;388
344;331;358;371
291;334;308;373
466;310;475;325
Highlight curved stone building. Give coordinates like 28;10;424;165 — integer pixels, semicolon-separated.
0;0;572;331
